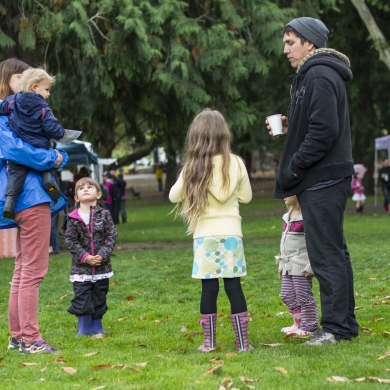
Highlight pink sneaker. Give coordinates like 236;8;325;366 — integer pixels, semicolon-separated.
281;324;299;333
286;329;310;336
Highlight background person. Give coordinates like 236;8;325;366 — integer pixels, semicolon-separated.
0;58;68;354
170;108;253;353
266;17;359;345
379;159;390;213
117;173;127;223
155;162;164;192
351;173;366;215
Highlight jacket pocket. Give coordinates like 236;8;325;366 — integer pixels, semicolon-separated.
277;157;297;190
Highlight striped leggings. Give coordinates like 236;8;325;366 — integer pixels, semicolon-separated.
280;275;318;332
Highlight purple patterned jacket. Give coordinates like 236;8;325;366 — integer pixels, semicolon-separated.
65;206;118;277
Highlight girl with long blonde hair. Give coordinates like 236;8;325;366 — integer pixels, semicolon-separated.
169;108;253;352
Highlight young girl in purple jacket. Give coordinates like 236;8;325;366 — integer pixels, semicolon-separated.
351;173;366;215
65;177;118;336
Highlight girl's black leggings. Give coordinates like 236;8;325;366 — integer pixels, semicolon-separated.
200;278;247;315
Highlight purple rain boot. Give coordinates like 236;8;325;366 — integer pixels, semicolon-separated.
198;313;217;353
91;318;106;334
230;312;254;352
77;315;92;336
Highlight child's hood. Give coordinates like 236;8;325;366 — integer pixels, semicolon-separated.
208;155;241;204
14;92;49;115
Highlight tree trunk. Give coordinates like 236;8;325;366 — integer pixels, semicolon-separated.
163;144;178;200
351;0;390;71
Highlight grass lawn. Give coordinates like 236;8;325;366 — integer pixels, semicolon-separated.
0;195;390;389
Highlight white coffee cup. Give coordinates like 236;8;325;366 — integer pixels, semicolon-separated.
267;114;283;136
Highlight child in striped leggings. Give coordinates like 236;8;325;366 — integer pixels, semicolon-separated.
275;195;319;336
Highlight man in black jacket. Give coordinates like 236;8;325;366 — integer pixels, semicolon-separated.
268;17;359;345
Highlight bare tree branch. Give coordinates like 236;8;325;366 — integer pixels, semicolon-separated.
351;0;390;71
106;142;156;170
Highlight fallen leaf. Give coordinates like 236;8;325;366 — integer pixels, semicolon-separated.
354;377;366;382
366;377;390;383
90;364;113;370
156;355;165;359
326;376;349;382
221;376;233;388
83;352;100;357
126;296;136;300
239;376;256;383
355;306;364;310
91;333;108;339
226;352;238;358
60;293;71;300
110;281;118;286
276;312;286;316
210;358;224;363
180;348;188;354
39;366;47;373
20;362;38;366
261;343;282;347
39;378;45;382
136;344;147;348
217;313;227;317
53;356;66;364
367;277;377;281
62;367;77;374
177;300;186;304
118;317;128;322
383;331;390;335
181;326;188;333
90;387;106;390
275;367;288;375
138;316;148;321
376;351;390;360
374;318;385;322
134;362;148;367
205;363;223;375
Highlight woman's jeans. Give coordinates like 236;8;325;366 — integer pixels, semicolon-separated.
9;203;51;344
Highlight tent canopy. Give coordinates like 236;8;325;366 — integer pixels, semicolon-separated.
56;140;98;166
375;135;390;151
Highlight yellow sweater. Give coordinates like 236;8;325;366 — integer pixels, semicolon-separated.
169;154;252;238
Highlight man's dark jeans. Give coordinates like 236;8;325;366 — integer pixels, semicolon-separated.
297;177;359;340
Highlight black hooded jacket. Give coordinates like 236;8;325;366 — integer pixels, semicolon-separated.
274;48;355;198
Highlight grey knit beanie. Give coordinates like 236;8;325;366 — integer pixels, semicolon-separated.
287;17;329;48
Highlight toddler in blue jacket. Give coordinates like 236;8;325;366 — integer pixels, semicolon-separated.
0;68;65;219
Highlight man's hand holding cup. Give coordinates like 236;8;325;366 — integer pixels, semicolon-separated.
265;114;289;138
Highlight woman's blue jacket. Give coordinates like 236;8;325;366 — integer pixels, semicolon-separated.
0;115;68;229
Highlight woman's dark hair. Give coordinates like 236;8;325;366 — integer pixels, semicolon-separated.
281;25;306;45
0;58;30;100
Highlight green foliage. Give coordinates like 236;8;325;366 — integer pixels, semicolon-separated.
0;0;389;188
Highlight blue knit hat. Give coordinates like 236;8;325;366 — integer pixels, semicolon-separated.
287;17;329;48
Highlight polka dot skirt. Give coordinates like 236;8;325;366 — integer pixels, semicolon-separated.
192;236;247;279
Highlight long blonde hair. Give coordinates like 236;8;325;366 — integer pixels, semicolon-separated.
177;108;232;233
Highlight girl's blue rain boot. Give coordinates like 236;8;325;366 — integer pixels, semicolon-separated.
77;315;92;336
91;318;106;334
